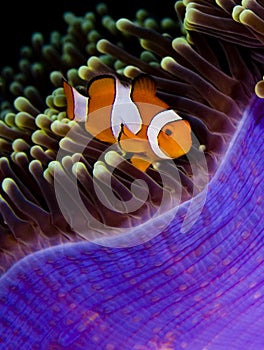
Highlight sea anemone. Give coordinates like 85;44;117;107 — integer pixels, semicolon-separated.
0;0;264;348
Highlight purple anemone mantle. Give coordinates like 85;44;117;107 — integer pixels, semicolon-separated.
0;95;263;349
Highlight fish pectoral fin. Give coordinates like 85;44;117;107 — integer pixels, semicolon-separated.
119;138;147;153
121;124;139;139
130;156;151;172
118;125;147;153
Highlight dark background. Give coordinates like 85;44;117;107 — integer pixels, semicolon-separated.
0;0;176;68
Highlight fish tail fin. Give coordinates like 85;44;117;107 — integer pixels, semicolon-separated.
63;79;75;120
63;79;88;122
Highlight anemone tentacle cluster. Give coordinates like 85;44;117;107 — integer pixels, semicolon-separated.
0;1;263;273
0;0;264;349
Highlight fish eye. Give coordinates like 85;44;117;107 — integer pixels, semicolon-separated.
164;128;172;136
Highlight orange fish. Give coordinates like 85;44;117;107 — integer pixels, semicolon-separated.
63;74;192;172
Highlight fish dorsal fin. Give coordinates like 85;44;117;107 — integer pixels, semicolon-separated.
131;74;156;103
131;74;168;109
87;75;116;114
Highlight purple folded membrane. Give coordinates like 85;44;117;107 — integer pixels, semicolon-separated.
0;96;263;349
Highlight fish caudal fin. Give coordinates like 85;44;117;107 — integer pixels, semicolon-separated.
63;79;88;122
63;79;75;120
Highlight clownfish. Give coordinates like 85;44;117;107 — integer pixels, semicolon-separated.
63;74;192;172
